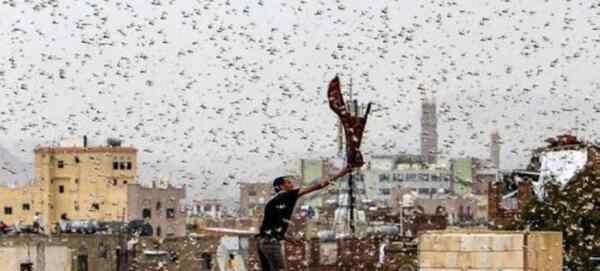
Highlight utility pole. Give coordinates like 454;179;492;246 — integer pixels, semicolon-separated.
348;78;355;236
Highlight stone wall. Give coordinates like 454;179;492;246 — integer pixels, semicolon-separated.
418;230;563;271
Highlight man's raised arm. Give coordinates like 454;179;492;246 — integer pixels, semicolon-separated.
298;166;352;197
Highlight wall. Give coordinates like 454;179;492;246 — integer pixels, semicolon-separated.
418;230;563;271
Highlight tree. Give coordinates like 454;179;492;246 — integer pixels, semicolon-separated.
518;153;600;270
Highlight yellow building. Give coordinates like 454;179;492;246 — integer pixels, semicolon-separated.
0;138;137;230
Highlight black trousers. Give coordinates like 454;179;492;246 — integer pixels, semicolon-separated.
257;237;285;271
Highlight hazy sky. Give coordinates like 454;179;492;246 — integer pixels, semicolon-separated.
1;0;600;201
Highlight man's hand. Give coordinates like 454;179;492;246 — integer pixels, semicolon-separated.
333;166;353;179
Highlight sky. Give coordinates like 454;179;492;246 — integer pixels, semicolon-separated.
1;0;600;201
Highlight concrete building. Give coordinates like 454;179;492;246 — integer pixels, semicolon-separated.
450;157;482;196
419;230;563;271
364;155;452;207
190;199;224;219
126;182;186;238
421;98;438;164
0;137;186;236
238;182;272;217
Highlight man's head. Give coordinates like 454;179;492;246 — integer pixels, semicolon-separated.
273;175;296;193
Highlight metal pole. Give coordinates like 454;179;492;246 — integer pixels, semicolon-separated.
349;172;355;235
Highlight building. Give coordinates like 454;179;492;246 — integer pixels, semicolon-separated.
421;98;438;164
127;181;186;237
190;199;225;219
450;157;482;196
364;155;452;207
0;234;122;271
238;182;272;218
0;234;224;271
419;230;563;271
488;171;533;229
0;137;186;236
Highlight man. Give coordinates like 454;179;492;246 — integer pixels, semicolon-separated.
256;166;352;270
32;212;43;233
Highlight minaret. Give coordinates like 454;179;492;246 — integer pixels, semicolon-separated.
490;131;501;169
420;96;438;164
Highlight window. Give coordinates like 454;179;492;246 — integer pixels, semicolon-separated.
156;226;161;237
115;249;122;271
22;203;30;210
20;263;33;271
392;173;404;182
126;161;132;170
76;255;88;271
203;205;211;212
418;188;430;195
59;185;65;193
156;201;161;210
142;208;151;219
379;173;390;182
4;207;13;215
91;203;100;210
113;161;119;170
123;180;128;185
57;160;64;168
74;156;80;164
74;178;79;184
120;162;125;170
379;188;391;195
248;190;257;196
166;208;175;219
113;179;117;186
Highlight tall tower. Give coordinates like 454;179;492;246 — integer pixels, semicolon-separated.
421;98;438;164
490;131;501;169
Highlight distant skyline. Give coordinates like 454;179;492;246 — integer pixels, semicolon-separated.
2;0;600;200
